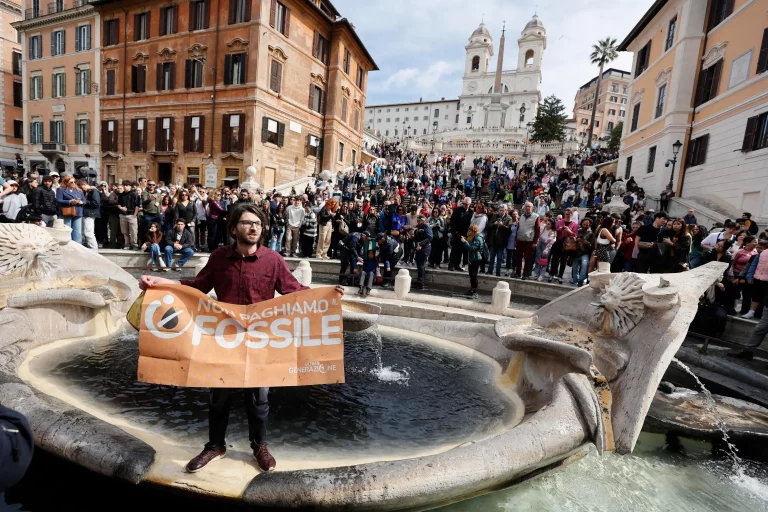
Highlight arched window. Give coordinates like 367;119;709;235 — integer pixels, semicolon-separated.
525;50;535;67
504;84;509;93
471;56;480;71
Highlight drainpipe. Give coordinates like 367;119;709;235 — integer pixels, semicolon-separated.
679;27;709;198
120;5;128;163
209;0;220;158
323;21;333;174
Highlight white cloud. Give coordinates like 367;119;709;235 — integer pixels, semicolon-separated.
382;60;463;93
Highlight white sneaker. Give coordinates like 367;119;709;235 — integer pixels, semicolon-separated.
537;275;543;281
742;311;755;319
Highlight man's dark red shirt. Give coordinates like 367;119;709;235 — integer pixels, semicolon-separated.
181;244;308;306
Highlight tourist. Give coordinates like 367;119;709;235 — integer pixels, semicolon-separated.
505;210;519;277
412;214;433;289
684;209;697;226
486;204;511;277
268;202;287;254
140;203;344;473
514;202;540;280
659;219;692;272
331;202;349;259
461;224;485;299
141;222;165;270
635;211;668;273
284;196;305;258
535;220;556;281
0;404;33;492
742;212;759;236
741;239;768;320
338;231;369;285
377;233;403;287
316;199;336;260
1;180;27;223
427;206;446;269
572;218;594;286
206;190;225;253
31;175;57;227
448;197;472;272
80;180;101;250
141;180;163;231
620;221;641;272
595;217;617;271
701;220;736;251
358;240;379;297
162;219;195;271
56;176;85;243
173;189;196;243
689;225;709;268
363;204;379;238
547;208;577;284
191;185;208;251
105;184;124;248
300;202;317;258
117;181;140;250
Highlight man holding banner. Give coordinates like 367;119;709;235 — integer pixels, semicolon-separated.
139;202;345;474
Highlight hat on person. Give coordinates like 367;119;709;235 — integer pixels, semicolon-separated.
362;231;372;238
99;181;108;186
758;239;768;246
416;214;426;221
5;180;17;186
377;233;386;241
49;171;59;177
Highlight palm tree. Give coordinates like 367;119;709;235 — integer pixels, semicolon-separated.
586;37;618;148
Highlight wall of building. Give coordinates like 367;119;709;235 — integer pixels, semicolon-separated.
572;69;631;141
0;1;22;168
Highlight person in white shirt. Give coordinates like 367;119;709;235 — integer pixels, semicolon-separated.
701;221;736;251
284;197;306;257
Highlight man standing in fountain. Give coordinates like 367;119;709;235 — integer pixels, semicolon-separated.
139;203;345;473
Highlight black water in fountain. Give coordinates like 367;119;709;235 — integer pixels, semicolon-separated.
30;330;516;457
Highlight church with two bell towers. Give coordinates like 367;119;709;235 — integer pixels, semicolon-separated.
365;14;547;143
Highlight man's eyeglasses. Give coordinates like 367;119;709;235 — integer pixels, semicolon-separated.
238;220;262;230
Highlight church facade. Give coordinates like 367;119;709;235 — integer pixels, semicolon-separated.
365;15;547;143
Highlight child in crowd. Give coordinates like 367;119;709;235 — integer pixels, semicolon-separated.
535;227;557;280
358;240;379;297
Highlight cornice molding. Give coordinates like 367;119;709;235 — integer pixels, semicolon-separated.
12;4;94;31
158;48;177;62
310;72;326;88
702;41;727;69
132;52;150;65
103;56;119;68
267;45;288;63
0;0;22;16
226;37;249;53
631;88;645;104
655;68;672;86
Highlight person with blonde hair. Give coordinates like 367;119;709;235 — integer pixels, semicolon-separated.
461;224;485;299
316;198;337;259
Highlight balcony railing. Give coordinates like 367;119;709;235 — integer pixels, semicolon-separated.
25;1;88;20
41;143;67;152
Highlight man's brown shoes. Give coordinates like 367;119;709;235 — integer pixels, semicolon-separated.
185;447;226;473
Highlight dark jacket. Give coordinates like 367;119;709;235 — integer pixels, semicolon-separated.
31;185;57;215
56;187;86;217
0;404;34;492
339;232;367;260
318;207;334;226
83;188;101;218
165;227;195;250
413;222;433;250
487;213;512;249
450;205;472;236
118;190;140;215
174;201;196;224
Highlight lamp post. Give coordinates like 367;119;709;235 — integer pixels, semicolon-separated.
431;120;438;153
667;139;683;194
405;125;411;151
523;121;534;158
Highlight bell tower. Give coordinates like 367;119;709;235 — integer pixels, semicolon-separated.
517;14;546;72
464;22;493;77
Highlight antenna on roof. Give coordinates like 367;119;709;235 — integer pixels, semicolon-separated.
481;13;485;24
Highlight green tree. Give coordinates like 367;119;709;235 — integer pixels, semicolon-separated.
530;95;567;142
587;37;619;146
608;121;623;152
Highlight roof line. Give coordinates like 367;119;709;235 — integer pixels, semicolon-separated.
618;0;668;51
578;67;632;90
333;18;378;71
365;98;460;108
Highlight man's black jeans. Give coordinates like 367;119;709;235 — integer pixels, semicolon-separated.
204;388;269;450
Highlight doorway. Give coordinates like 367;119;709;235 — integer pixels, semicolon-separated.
263;167;276;190
158;163;172;185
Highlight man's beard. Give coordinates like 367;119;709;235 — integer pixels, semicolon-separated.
235;231;260;247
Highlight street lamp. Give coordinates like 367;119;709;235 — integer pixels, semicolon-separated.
405;125;411;151
666;139;683;195
523;121;534;158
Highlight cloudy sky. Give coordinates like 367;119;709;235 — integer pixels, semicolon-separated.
333;0;655;114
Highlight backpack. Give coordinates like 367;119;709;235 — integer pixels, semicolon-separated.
338;218;349;236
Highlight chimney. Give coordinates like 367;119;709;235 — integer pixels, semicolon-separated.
419;97;423;102
441;97;445;100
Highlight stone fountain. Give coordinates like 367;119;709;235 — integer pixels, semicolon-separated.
0;223;729;509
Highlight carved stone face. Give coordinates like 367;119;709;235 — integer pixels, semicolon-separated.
0;224;61;277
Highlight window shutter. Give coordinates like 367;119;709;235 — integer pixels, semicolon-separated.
114;20;120;45
203;0;210;29
228;0;236;24
342;97;347;123
742;115;758;152
156;63;163;90
62;31;66;54
183;116;191;152
130;119;136;152
106;70;115;95
222;114;231;152
284;7;290;37
185;60;192;88
51;32;56;55
75;121;80;145
270;60;280;91
160;7;167;36
52;75;56;98
322;89;327;115
168;118;174;151
134;14;140;41
697;134;709;165
132;65;138;92
62;73;66;96
261;116;269;143
85;69;90;94
694;68;705;107
103;20;109;43
112;121;118;152
308;84;315;110
198;115;206;153
76;72;81;95
29;77;33;99
224;54;232;85
140;66;146;93
710;60;722;101
172;6;178;34
244;0;251;22
101;121;109;150
277;121;285;147
85;24;91;49
270;0;276;27
189;2;197;31
37;76;42;99
155;117;163;151
312;31;319;59
142;119;148;151
84;120;90;144
237;114;245;151
75;27;81;52
757;28;768;74
240;55;247;83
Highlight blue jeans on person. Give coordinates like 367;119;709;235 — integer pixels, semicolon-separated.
164;246;195;267
571;253;589;285
505;249;515;272
488;246;505;275
624;259;636;272
144;213;162;231
269;225;285;252
146;243;162;266
63;216;83;244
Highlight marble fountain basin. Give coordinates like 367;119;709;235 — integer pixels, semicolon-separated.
0;224;728;510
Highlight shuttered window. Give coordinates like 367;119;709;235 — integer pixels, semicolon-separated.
155;118;174;152
224;53;247;85
685;134;709;167
707;0;734;32
189;1;210;31
75;24;91;51
157;62;176;91
131;65;146;93
228;0;251;24
312;31;329;64
159;6;178;36
184;116;205;153
270;0;290;36
630;102;641;132
133;13;150;41
130;119;148;152
101;120;118;152
104;19;120;46
742;112;768;152
260;116;284;147
309;85;325;113
634;40;651;77
222;114;246;152
106;70;116;96
756;28;768;75
341;97;348;124
694;59;722;107
269;59;282;93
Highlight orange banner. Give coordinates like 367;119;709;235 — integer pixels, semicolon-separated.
135;285;345;388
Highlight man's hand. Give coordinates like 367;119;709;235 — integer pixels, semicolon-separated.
334;285;345;297
174;243;182;250
139;275;176;291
